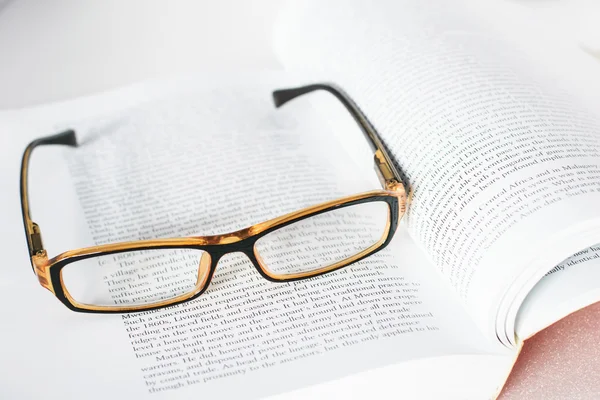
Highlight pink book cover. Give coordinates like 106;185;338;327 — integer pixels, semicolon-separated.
499;302;600;399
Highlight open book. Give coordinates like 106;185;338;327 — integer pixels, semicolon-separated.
2;1;600;399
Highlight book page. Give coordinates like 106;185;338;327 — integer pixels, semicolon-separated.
0;78;510;399
275;0;600;346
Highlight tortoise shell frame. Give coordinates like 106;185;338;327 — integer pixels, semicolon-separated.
20;83;409;314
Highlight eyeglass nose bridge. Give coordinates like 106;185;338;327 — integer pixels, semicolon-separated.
200;238;282;288
203;239;355;288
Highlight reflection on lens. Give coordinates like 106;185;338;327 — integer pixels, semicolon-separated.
61;248;210;307
254;201;389;276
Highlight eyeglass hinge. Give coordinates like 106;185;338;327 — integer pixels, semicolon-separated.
30;222;45;255
374;150;402;191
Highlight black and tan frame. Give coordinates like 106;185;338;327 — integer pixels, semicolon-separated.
20;83;409;314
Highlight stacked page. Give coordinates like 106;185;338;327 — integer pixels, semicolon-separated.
276;0;600;346
1;76;511;400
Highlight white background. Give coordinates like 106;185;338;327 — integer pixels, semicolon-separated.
0;0;599;109
0;0;280;108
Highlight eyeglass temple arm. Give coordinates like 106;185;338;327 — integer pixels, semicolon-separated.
20;129;78;269
272;83;406;191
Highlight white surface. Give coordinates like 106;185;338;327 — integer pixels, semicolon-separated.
0;1;599;109
0;0;280;109
513;0;600;54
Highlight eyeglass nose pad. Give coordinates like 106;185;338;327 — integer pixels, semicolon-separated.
196;251;212;288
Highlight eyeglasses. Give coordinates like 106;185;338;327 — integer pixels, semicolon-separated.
21;83;409;313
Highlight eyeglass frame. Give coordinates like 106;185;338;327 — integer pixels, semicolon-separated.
20;83;410;314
